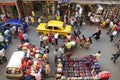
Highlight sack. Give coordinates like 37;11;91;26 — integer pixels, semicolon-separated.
112;31;117;36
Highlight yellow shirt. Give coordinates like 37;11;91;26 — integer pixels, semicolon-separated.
31;17;35;23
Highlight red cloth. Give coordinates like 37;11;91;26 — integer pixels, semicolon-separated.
98;71;111;79
113;25;119;31
19;64;24;71
26;68;31;76
18;33;24;41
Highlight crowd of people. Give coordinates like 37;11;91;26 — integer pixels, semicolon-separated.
0;2;119;80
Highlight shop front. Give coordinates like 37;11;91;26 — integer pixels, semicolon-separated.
0;0;23;19
22;0;57;17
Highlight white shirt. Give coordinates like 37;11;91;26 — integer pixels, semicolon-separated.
38;18;41;23
12;26;17;31
54;33;59;39
71;19;74;25
94;53;101;60
39;35;43;41
110;21;114;28
22;33;28;40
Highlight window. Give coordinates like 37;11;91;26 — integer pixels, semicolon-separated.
54;27;60;30
63;23;66;28
47;26;52;30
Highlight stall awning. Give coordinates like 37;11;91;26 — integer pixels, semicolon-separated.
0;0;17;3
0;0;16;6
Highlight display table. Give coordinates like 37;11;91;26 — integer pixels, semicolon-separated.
56;55;111;80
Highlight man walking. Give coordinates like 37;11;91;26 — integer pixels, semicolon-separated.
111;50;120;63
39;33;43;47
92;27;101;40
115;38;120;49
54;32;59;45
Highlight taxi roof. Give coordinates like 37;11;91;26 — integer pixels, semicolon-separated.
47;20;64;28
7;51;24;68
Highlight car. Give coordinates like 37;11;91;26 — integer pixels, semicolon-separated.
0;19;28;32
36;20;72;37
5;51;25;79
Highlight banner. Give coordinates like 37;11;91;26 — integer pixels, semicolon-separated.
62;0;70;3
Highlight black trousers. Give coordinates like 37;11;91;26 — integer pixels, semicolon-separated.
110;35;114;42
113;56;120;63
55;39;58;45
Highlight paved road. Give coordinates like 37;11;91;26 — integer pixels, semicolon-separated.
0;24;120;80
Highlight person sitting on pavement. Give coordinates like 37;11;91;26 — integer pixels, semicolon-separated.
93;50;101;61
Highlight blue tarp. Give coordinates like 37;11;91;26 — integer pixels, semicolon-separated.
6;19;23;25
0;19;28;32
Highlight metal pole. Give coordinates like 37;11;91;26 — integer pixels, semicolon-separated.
14;0;21;19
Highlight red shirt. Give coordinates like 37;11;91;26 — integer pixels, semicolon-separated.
18;33;24;41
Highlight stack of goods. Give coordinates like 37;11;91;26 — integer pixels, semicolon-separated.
17;43;46;80
56;55;110;80
56;58;63;79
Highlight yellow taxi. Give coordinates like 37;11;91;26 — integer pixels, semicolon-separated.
36;20;72;37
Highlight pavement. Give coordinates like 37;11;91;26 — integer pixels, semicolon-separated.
0;24;120;80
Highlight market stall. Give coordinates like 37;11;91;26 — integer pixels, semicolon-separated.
90;15;101;26
56;55;111;80
5;42;49;80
